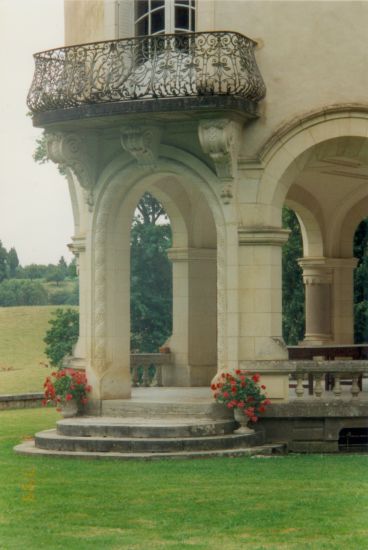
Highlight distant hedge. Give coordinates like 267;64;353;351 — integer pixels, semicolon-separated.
0;279;48;306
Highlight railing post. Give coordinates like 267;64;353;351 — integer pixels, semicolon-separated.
131;365;139;387
351;373;360;399
314;373;324;398
142;365;150;387
333;373;342;398
296;373;305;398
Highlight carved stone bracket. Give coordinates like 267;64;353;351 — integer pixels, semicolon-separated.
46;132;99;211
68;235;86;275
120;125;162;166
198;118;242;203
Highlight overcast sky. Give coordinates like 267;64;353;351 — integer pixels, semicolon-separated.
0;0;74;266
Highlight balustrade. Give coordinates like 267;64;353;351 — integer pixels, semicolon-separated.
27;32;266;114
290;361;367;400
130;353;172;387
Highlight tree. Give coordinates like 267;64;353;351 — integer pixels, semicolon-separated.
130;193;172;352
7;247;19;278
282;207;305;345
0;241;8;282
44;308;79;367
354;218;368;343
46;267;65;286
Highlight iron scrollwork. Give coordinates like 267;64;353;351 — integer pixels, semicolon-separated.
27;32;266;113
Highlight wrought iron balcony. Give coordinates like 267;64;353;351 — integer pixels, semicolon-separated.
27;31;266;121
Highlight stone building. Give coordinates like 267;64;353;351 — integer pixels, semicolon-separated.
22;0;368;456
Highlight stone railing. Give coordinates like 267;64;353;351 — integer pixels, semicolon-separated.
289;361;367;400
130;353;172;387
248;360;368;401
27;31;266;113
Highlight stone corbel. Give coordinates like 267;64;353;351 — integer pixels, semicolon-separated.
198;119;242;203
46;132;99;211
120;125;162;166
68;235;86;275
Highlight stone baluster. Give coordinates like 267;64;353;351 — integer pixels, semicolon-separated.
314;374;323;398
296;373;305;398
131;366;139;387
155;365;163;387
351;374;360;399
333;373;342;398
142;365;150;387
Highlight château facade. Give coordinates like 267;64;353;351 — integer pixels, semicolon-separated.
23;0;368;454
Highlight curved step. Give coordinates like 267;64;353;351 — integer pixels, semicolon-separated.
15;439;287;460
35;429;264;453
100;400;232;419
57;416;236;438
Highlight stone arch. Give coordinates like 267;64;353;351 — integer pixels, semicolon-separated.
258;107;368;216
90;147;229;398
337;198;368;258
285;187;324;257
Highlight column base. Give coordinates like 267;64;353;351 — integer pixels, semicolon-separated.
300;333;333;346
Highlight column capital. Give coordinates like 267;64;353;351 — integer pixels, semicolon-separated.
167;247;216;262
238;227;290;246
68;235;86;257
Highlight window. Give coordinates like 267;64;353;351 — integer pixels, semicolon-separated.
135;0;196;36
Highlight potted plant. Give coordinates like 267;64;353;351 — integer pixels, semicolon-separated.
211;370;271;432
42;368;92;417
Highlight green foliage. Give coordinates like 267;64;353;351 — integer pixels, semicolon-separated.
44;308;79;367
282;207;305;345
21;263;49;280
46;266;65;286
0;240;8;282
130;193;172;352
49;284;79;306
0;279;48;307
7;247;19;277
354;218;368;343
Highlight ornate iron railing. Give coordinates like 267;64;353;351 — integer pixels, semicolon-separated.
27;32;266;113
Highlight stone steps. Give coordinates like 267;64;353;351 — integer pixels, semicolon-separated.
15;440;286;461
34;428;264;453
14;413;287;460
100;399;231;418
57;416;236;438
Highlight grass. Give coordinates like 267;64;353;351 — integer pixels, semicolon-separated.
0;306;73;395
0;408;367;549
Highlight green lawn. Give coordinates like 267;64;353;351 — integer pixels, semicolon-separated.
0;408;367;549
0;306;73;395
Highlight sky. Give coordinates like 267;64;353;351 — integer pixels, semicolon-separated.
0;0;73;265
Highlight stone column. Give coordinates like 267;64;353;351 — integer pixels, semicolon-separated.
67;235;87;369
166;247;217;386
237;227;290;401
298;258;333;345
328;258;358;344
237;227;290;360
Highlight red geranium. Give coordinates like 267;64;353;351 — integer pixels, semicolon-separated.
211;370;270;423
42;368;92;412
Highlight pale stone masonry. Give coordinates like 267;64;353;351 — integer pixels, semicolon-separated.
28;0;368;410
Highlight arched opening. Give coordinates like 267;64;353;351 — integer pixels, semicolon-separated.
281;206;305;345
130;192;172;354
92;161;221;401
353;218;368;344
